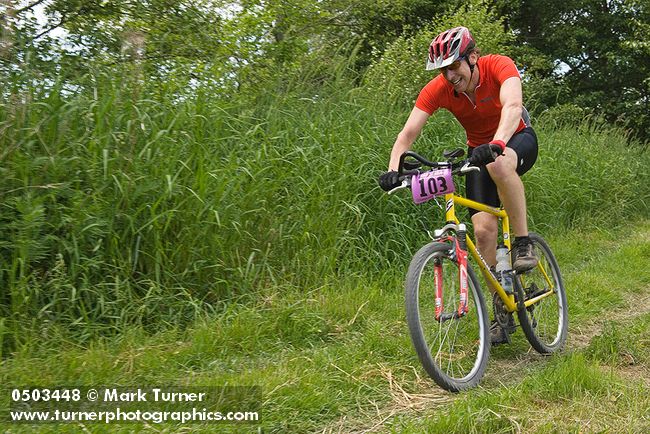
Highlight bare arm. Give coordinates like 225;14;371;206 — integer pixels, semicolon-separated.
492;76;523;145
388;107;430;171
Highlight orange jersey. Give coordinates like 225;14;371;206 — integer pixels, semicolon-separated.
415;54;527;147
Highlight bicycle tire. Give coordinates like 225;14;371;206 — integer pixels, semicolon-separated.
514;232;568;354
405;241;490;392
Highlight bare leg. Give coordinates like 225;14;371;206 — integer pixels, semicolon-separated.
472;211;499;293
485;148;538;272
471;212;499;266
486;148;528;237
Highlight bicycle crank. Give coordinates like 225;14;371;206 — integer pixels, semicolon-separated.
493;292;517;334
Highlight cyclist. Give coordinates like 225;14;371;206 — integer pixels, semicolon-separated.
378;26;539;343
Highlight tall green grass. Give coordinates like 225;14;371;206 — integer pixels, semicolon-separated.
525;110;650;232
1;60;649;352
2;225;648;432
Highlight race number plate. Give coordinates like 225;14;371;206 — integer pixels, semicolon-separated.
411;168;454;204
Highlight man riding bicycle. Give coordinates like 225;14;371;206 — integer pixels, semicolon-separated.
378;26;539;344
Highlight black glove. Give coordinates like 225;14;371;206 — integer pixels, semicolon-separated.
469;143;504;166
378;170;400;191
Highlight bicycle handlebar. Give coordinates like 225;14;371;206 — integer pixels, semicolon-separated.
388;149;480;195
397;149;480;177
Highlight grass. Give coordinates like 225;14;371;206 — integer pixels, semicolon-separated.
586;313;650;368
1;58;649;432
2;67;649;351
394;310;650;434
394;352;649;433
1;221;649;432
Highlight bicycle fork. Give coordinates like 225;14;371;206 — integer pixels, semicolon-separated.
434;225;469;322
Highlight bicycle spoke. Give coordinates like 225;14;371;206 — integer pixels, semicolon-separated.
516;233;568;354
451;317;466;376
406;242;490;391
448;318;461;376
537;259;554;290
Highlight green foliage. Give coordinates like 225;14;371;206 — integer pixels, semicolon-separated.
1;3;650;431
497;0;650;143
363;0;514;109
7;0;650;143
325;0;449;68
525;110;650;231
44;0;224;60
1;51;649;351
525;353;613;399
1;1;649;352
6;0;448;93
1;225;649;432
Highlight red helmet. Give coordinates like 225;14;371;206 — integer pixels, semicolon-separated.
426;26;476;70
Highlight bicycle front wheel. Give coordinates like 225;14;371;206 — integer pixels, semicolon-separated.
405;242;490;392
515;233;568;354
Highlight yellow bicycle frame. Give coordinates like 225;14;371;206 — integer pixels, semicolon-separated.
441;192;555;313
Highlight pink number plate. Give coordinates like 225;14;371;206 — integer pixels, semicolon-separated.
411;168;454;204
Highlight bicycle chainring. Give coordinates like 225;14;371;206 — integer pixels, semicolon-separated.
493;292;516;333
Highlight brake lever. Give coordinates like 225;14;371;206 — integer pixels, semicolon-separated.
459;161;481;174
387;179;410;195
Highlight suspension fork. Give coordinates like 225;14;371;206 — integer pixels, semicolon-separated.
434;224;470;321
456;227;470;316
434;259;444;320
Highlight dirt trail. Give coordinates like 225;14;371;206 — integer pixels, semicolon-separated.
569;292;650;350
487;290;650;383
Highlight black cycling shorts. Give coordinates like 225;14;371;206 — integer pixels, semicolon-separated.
465;127;538;216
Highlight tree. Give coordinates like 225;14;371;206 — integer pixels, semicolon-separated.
5;0;457;92
495;0;650;143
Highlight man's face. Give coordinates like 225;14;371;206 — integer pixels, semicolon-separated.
442;54;474;92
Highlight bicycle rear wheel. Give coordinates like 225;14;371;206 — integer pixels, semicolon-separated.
405;241;490;392
515;233;568;354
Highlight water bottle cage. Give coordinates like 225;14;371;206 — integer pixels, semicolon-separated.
497;269;515;294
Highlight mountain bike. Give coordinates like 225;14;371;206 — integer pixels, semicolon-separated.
389;149;568;392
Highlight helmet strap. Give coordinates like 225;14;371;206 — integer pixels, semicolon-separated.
466;56;475;74
466;56;476;88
